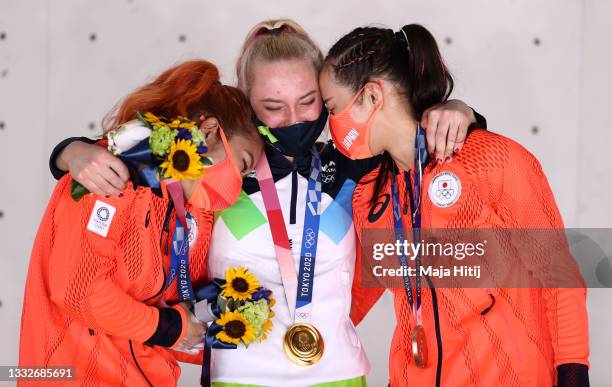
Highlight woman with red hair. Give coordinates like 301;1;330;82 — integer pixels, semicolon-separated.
19;59;263;386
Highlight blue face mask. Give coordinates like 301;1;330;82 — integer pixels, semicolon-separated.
255;107;329;157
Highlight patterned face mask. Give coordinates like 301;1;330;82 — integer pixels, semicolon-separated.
189;126;242;211
328;81;384;160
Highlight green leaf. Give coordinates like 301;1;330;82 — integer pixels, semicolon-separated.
70;179;90;201
136;111;152;129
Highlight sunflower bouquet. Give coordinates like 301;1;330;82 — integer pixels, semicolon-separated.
193;266;274;385
211;266;275;347
71;112;213;200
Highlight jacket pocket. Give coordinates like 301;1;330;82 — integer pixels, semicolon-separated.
481;289;523;363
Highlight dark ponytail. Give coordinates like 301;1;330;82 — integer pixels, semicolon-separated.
396;24;453;119
325;24;453;205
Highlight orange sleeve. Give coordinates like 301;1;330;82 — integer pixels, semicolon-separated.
169;349;204;365
503;141;590;368
351;231;385;326
47;178;160;344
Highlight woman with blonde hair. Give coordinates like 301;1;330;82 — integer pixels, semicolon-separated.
48;19;486;386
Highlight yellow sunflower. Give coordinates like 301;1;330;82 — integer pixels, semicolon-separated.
144;112;164;125
216;311;256;345
260;319;273;342
160;139;204;181
168;119;182;129
222;267;260;301
179;120;197;129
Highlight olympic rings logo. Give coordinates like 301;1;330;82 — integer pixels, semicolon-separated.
296;311;309;319
435;179;454;200
436;189;454;199
304;228;316;248
322;173;335;184
187;216;198;247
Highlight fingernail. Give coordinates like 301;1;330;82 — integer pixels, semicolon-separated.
444;156;451;163
454;147;460;154
119;193;124;198
437;158;443;164
105;195;110;198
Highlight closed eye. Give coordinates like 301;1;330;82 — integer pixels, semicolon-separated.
240;151;254;176
265;106;283;112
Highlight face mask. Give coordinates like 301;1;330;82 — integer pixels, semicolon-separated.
256;107;329;157
188;126;243;211
328;81;383;160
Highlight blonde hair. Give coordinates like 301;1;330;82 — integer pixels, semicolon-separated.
236;19;324;94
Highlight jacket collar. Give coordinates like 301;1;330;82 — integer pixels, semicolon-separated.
242;143;312;194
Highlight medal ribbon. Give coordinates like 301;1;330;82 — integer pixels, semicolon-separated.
164;180;195;302
390;124;427;324
255;147;322;322
295;151;322;323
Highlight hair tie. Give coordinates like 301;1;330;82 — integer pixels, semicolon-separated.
258;24;291;36
394;29;410;52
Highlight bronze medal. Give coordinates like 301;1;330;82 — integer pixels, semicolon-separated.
411;324;428;368
283;323;324;366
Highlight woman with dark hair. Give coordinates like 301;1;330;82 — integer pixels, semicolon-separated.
19;60;263;386
320;24;590;387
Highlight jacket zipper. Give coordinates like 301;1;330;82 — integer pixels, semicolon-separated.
129;340;153;386
289;162;298;225
143;200;173;303
404;168;442;386
132;200;174;385
425;275;443;387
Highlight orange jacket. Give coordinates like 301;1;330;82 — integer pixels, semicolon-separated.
19;175;212;386
351;130;589;387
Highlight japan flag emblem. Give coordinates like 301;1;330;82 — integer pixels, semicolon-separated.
428;171;461;208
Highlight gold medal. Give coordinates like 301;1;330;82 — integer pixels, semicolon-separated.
283;323;324;366
411;324;428;368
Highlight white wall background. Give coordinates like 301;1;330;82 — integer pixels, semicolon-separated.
1;0;610;385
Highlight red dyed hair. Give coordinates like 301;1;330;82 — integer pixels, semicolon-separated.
102;60;257;141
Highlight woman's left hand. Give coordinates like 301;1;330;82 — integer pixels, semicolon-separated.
421;99;476;163
173;302;206;354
